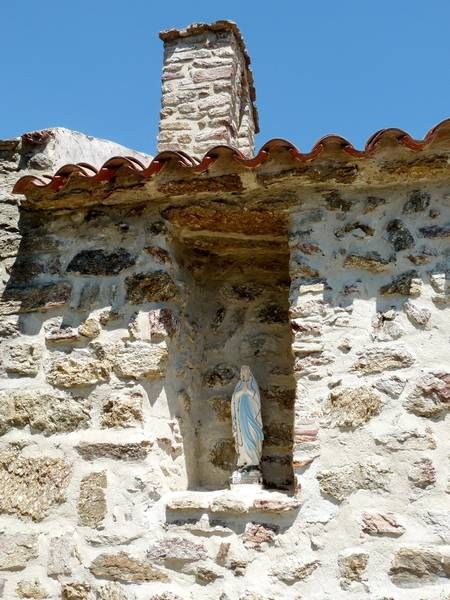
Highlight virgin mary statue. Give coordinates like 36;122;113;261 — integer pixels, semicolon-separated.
231;365;264;470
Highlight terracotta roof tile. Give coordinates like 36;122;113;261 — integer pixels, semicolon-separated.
13;118;450;198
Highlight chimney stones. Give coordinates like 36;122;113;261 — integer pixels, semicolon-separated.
158;21;259;159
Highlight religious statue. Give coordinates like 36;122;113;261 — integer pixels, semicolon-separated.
230;365;264;483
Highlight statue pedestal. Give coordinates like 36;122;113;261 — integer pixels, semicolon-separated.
230;468;263;489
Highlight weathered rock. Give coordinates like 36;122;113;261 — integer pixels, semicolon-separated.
209;439;236;471
86;527;144;547
0;388;89;435
405;371;450;418
420;511;450;543
165;493;211;512
112;342;168;380
79;471;107;528
61;582;92;600
208;396;231;421
353;346;414;374
380;271;421;296
16;579;48;599
317;462;391;502
385;219;414;251
373;375;406;398
404;300;431;327
264;420;292;447
403;190;431;213
273;558;320;584
419;224;450;238
126;271;176;303
344;252;390;272
324;191;351;211
67;248;135;275
335;221;374;239
101;387;144;428
256;303;288;324
0;534;38;570
48;535;75;577
408;248;437;264
221;282;263;302
327;386;381;429
46;350;110;387
0;449;71;521
193;563;223;584
242;522;277;550
78;317;101;339
374;427;436;451
4;341;42;376
148;308;177;341
147;538;207;565
361;512;405;537
371;309;403;341
1;282;71;314
90;552;169;582
408;458;436;489
96;583;133;600
203;364;236;387
338;549;368;589
389;547;450;585
76;441;152;461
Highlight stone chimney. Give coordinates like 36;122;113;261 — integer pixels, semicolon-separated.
158;21;259;159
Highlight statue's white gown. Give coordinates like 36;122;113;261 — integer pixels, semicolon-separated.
231;377;264;468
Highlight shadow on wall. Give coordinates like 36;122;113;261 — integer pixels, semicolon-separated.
170;236;296;491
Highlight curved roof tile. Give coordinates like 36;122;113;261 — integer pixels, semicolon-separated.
13;118;450;196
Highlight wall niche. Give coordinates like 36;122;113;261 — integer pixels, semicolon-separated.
170;214;296;492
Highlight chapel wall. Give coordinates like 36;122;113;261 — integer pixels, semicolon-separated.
0;179;449;598
287;184;450;595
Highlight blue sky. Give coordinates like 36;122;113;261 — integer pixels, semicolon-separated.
2;1;450;155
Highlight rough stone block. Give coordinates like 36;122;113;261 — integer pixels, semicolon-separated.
389;546;450;585
0;449;71;521
90;552;169;582
101;387;144;428
76;441;152;461
353;346;414;374
4;341;43;376
327;386;381;429
405;371;450;418
112;341;168;380
1;282;71;314
126;272;176;303
0;388;89;435
0;534;38;570
79;471;107;528
46;350;110;387
66;249;135;275
361;512;405;537
317;462;391;503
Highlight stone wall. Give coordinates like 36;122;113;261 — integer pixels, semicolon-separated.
158;22;258;159
1;154;450;597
